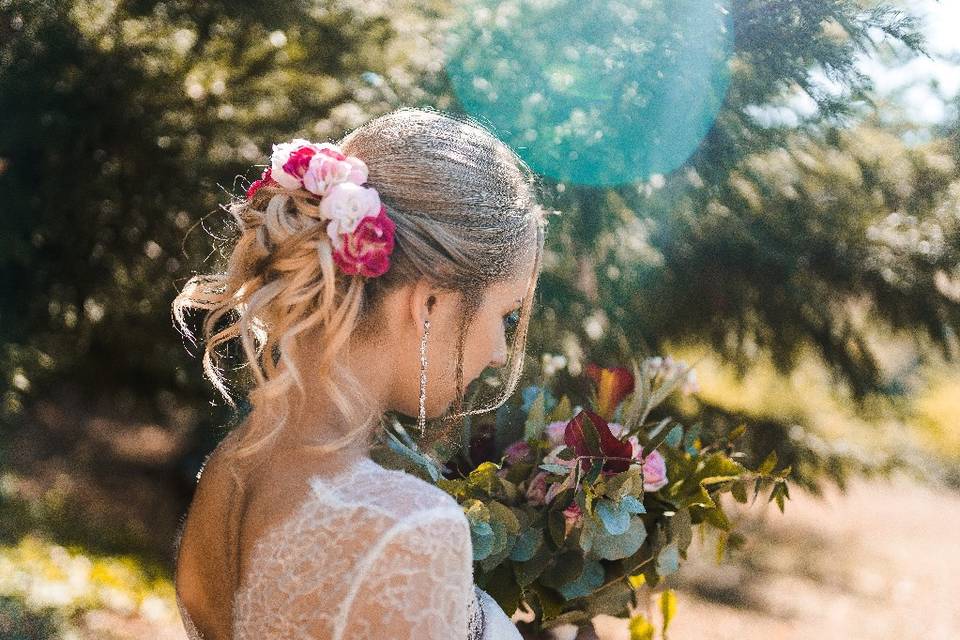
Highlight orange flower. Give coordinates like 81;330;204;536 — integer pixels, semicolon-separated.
585;363;635;421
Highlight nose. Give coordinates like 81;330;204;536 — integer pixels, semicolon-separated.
489;351;507;369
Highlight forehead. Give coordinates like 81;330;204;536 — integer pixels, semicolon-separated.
488;266;532;303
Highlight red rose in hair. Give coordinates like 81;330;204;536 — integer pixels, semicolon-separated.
281;145;317;183
331;205;396;278
246;167;275;200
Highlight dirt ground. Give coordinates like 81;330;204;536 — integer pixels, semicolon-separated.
589;470;960;640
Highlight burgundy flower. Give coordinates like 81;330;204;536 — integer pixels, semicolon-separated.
563;408;634;474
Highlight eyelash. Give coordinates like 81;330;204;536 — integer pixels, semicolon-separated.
503;309;520;330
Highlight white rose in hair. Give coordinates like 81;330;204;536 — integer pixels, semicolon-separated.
320;181;382;237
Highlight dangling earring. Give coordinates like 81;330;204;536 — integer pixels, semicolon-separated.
418;318;430;436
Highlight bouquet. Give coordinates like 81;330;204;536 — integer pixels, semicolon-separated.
380;355;791;638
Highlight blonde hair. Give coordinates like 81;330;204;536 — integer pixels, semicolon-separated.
172;106;552;469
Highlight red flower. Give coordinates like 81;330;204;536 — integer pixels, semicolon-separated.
331;204;396;278
563;408;634;474
585;363;635;421
246;167;275;200
281;145;317;183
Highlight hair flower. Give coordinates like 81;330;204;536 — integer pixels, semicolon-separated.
251;137;396;278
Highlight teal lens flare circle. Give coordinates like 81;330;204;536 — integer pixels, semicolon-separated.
443;0;734;187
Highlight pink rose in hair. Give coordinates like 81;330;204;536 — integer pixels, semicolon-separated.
330;205;396;278
639;448;669;491
303;146;368;196
562;501;583;537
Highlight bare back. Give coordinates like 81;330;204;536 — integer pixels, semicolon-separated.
173;419;369;640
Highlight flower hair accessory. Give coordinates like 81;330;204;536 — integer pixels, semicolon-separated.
246;138;396;278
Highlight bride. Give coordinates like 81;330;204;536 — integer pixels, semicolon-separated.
171;106;550;639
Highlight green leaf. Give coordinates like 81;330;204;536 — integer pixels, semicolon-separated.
619;494;647;514
469;520;495;561
640;417;673;457
758;450;778;475
383;426;443;481
548;509;567;547
727;423;747;441
513;541;552;587
468;462;502;494
524;389;547;440
509;527;543;562
669;507;693;555
547;395;573;423
556;446;576;460
540;462;575;475
530;583;565;620
682;423;701;448
556;558;605;600
664;424;684;448
731;479;748;503
541;551;585;589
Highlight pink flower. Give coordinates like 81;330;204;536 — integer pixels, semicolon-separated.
639;448;669;491
330;205;396;278
562;501;583;536
504;440;532;465
303;146;368;196
624;435;669;491
544;464;575;504
525;471;548;506
544;421;568;447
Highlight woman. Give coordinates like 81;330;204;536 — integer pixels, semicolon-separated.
171;106;551;639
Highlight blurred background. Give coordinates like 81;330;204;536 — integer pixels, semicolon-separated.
0;0;958;638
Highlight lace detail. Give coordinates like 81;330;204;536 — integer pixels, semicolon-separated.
467;585;487;640
175;456;523;639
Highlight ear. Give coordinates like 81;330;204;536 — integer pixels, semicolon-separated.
406;279;440;336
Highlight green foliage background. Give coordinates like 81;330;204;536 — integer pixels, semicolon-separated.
1;0;958;636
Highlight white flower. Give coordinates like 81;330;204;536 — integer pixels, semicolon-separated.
321;181;382;239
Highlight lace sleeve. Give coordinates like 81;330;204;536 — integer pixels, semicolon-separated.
338;506;475;640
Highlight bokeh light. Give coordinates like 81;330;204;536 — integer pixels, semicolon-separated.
443;0;734;186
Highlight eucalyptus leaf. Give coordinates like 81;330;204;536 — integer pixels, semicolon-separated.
509;527;543;562
656;541;680;576
596;499;631;535
587;515;647;561
556;558;605;600
620;494;646;514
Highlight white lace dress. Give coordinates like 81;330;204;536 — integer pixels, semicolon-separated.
175;455;523;640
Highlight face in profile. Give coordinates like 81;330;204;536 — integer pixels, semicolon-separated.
386;252;538;422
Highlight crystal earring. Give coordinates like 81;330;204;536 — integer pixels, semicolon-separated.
417;318;430;435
